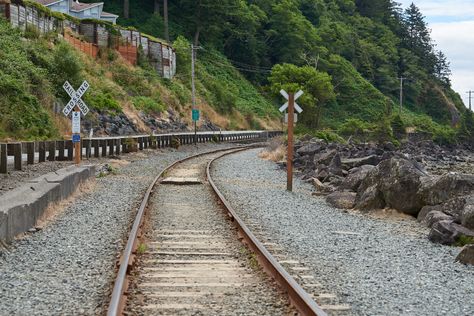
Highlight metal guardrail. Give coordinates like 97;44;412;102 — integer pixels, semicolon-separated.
0;131;282;174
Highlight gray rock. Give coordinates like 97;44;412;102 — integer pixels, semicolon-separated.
423;210;454;228
419;173;474;206
341;155;381;169
296;140;325;156
328;153;343;176
456;245;474;265
461;195;474;230
326;191;356;209
356;158;425;215
429;220;474;245
341;165;375;191
355;185;385;211
314;150;337;166
417;205;441;223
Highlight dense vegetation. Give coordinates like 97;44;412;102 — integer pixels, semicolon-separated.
86;0;474;144
2;0;474;143
0;13;277;140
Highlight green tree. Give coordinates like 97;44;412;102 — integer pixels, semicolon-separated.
268;63;335;128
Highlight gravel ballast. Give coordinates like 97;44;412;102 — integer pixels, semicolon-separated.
212;148;474;316
0;143;234;315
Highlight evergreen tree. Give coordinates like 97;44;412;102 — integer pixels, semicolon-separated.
434;51;451;86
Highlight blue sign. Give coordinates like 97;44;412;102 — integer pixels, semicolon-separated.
192;109;200;121
72;134;81;143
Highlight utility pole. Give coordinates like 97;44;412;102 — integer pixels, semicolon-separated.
191;44;201;145
398;77;407;113
163;0;169;42
466;91;474;111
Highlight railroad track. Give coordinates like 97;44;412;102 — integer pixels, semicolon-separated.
108;146;327;316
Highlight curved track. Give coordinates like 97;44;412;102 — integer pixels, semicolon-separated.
107;145;326;316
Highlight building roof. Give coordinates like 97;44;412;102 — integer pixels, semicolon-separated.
101;11;118;18
70;1;103;12
34;0;63;6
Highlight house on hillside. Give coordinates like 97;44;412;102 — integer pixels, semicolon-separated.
34;0;118;24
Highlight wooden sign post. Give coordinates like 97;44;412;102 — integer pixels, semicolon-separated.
279;89;303;192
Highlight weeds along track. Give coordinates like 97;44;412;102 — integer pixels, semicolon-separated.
107;146;326;316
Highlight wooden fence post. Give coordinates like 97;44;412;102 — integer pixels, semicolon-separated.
26;142;35;164
0;143;7;174
39;142;46;162
48;141;55;161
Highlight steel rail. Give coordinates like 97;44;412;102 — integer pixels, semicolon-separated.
107;145;254;316
207;150;328;316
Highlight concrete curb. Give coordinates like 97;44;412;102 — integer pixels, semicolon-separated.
0;164;96;243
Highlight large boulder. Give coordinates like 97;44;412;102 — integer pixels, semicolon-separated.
418;195;474;230
429;220;474;245
314;150;337;166
328;153;343;176
456;245;474;265
326;191;357;209
296;140;326;156
341;165;375;191
341;155;381;169
419;173;474;205
355;185;385;211
421;210;454;228
355;158;426;214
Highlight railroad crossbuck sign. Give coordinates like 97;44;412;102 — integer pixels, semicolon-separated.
279;90;303;114
62;81;90;116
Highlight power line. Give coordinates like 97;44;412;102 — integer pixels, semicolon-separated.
199;48;273;72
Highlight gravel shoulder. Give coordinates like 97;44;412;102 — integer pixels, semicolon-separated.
211;148;474;316
0;143;234;315
0;161;73;196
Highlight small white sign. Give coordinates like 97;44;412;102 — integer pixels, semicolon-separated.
284;113;298;123
279;89;304;114
72;112;81;134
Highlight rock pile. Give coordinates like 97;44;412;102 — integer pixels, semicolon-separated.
291;137;474;247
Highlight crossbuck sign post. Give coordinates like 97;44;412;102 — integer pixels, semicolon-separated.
279;89;303;192
62;81;90;165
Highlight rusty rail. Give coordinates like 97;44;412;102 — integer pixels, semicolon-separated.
106;145;255;316
207;150;327;316
107;140;321;316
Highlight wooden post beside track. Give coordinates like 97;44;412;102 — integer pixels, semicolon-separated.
287;93;295;192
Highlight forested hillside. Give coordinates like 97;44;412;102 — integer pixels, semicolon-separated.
2;0;473;143
87;0;474;144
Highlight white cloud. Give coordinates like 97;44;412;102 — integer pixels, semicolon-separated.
398;1;474;107
431;21;474;106
399;0;474;17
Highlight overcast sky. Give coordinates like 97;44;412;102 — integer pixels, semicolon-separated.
399;0;474;107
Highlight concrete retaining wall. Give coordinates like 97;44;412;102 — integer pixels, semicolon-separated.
0;165;95;243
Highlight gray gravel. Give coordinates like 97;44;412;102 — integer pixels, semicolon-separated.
212;148;474;316
0;143;234;315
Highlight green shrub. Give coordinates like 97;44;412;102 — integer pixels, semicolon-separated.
391;114;406;137
24;25;41;39
132;96;165;114
85;92;121;113
338;118;373;137
171;136;180;149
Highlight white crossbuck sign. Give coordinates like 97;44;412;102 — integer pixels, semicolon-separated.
279;89;304;113
62;81;90;116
